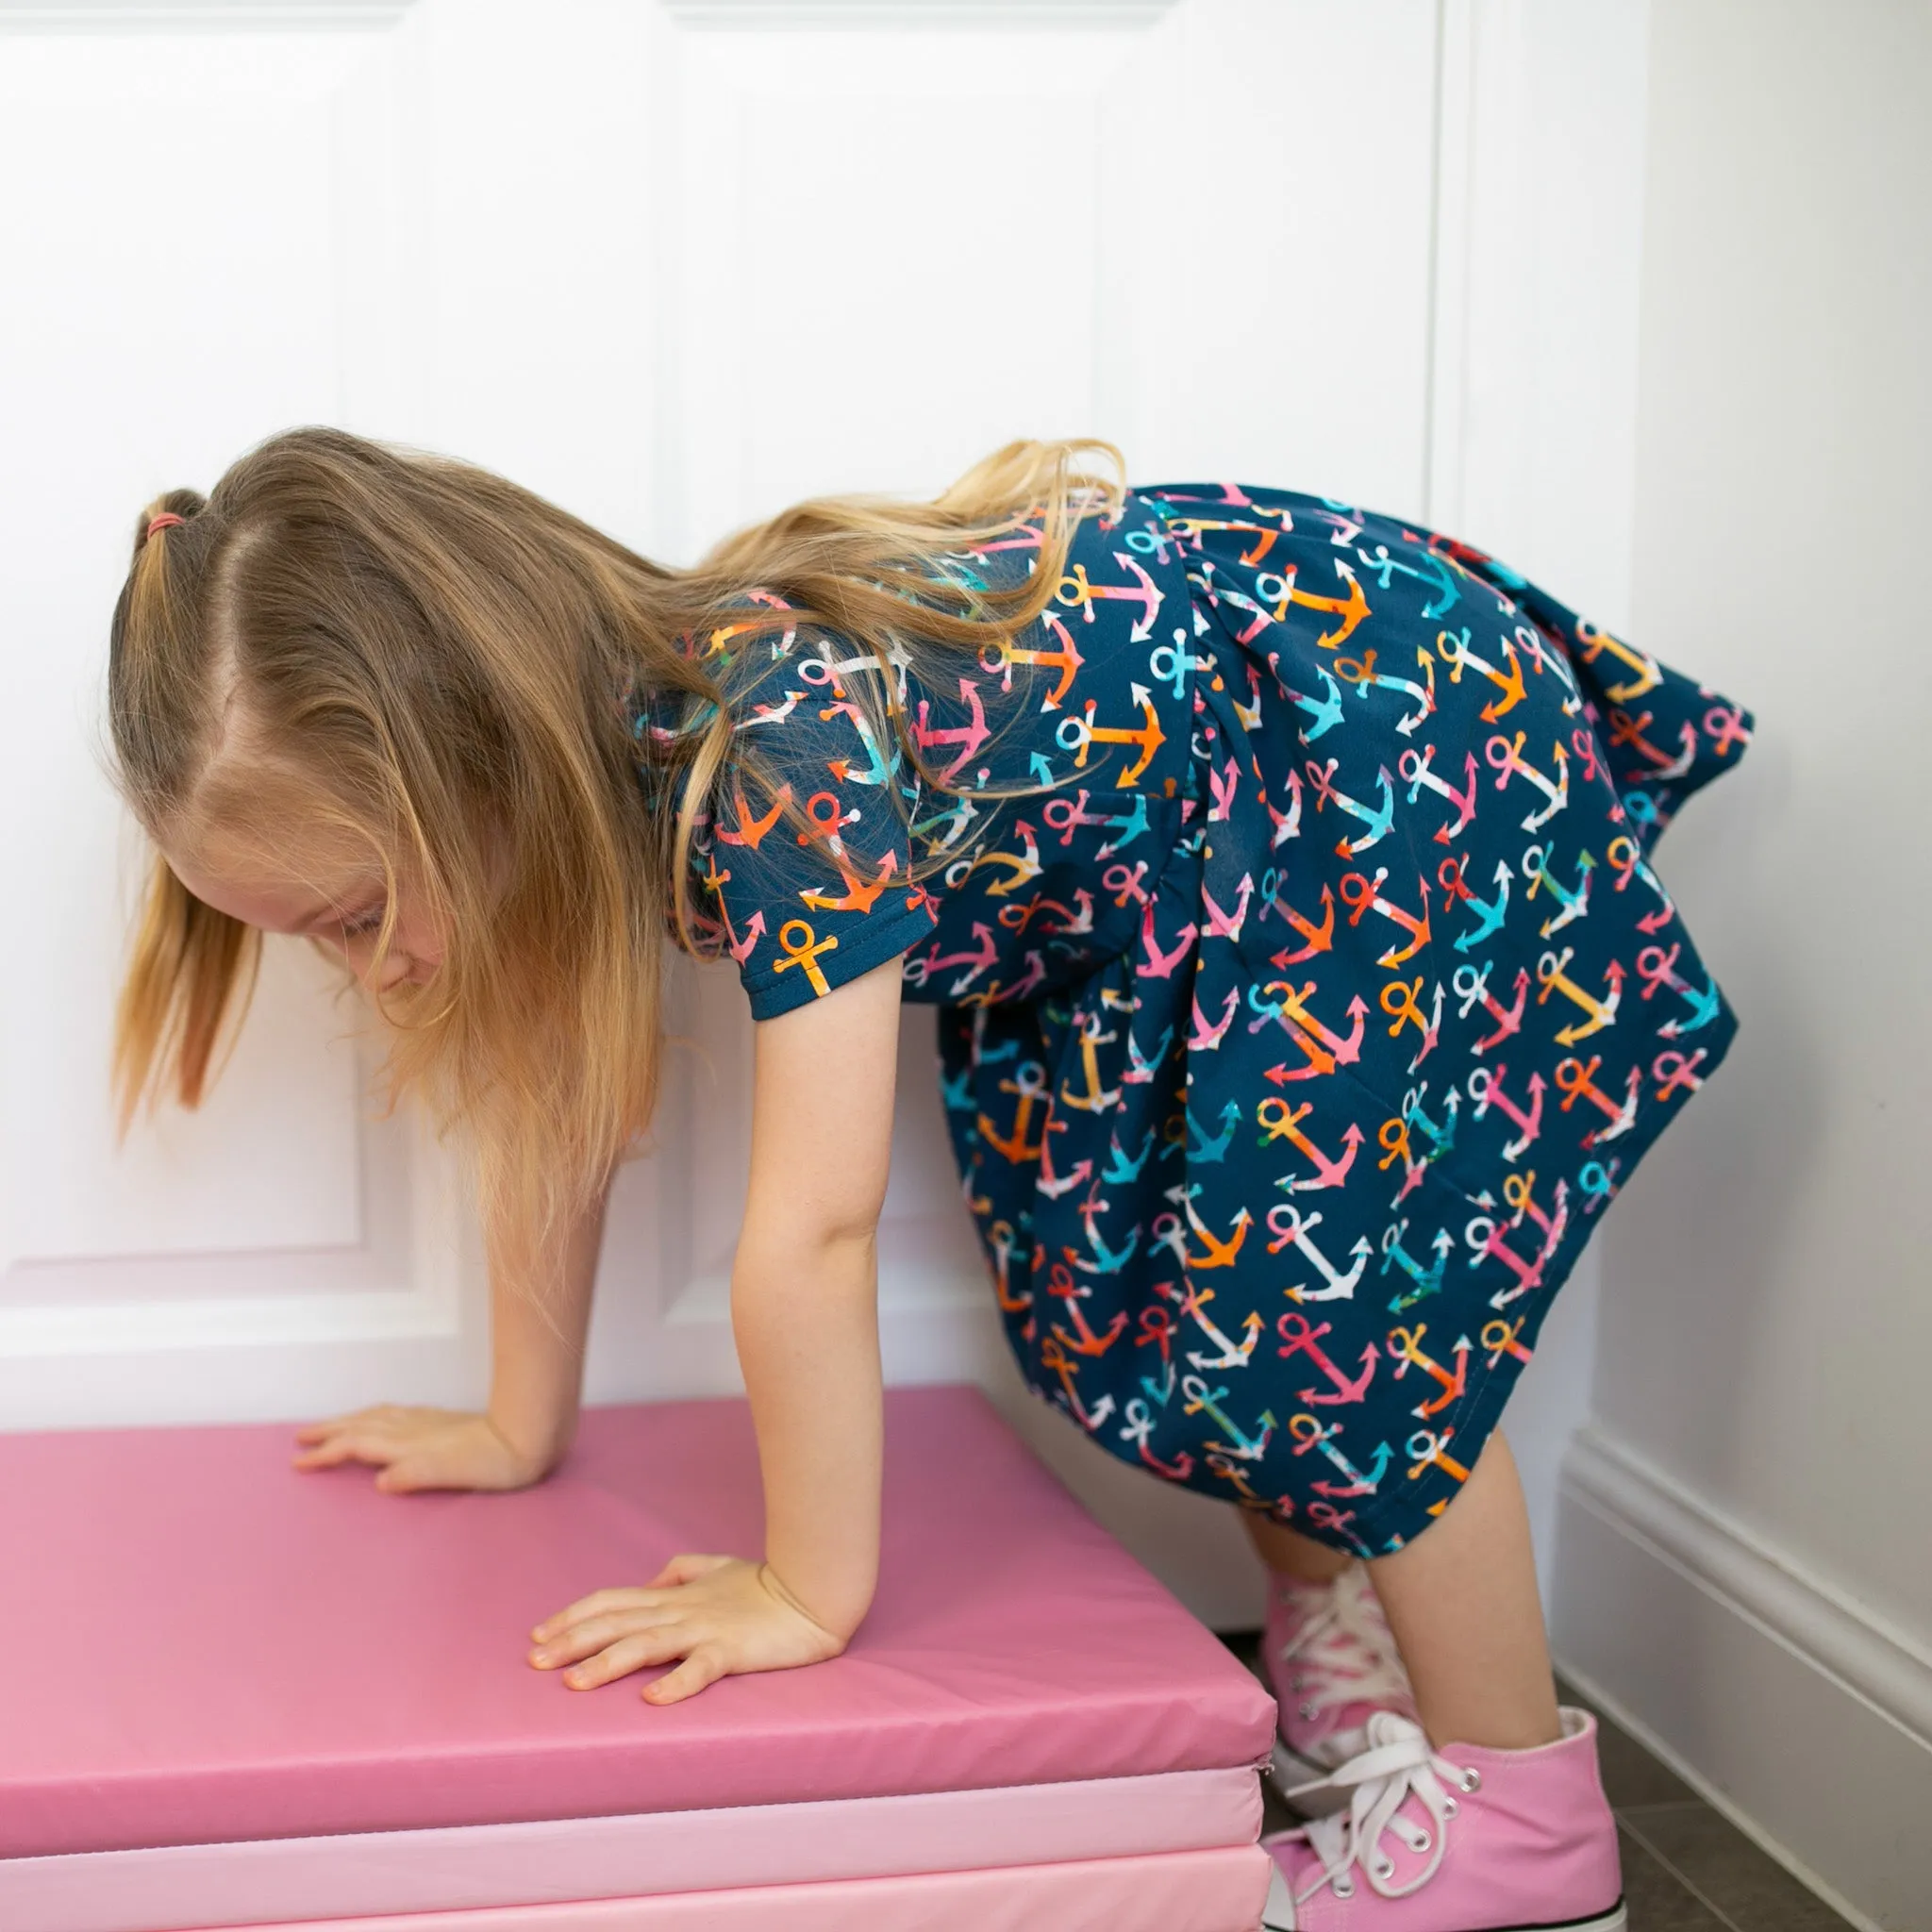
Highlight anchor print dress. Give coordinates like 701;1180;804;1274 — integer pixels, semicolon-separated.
667;485;1750;1554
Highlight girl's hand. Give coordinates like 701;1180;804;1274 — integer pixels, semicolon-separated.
292;1406;556;1493
529;1556;847;1704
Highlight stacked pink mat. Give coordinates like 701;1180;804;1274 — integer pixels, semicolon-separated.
0;1385;1276;1930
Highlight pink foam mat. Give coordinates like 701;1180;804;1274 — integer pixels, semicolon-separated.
0;1386;1274;1859
1;1768;1260;1932
208;1846;1274;1932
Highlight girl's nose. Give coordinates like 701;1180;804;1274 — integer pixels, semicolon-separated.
369;951;419;993
328;933;413;992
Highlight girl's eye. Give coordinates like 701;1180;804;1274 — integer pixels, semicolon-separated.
339;906;387;938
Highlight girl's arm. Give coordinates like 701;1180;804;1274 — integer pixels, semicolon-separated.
292;1175;610;1492
527;954;903;1703
485;1181;609;1472
730;949;897;1638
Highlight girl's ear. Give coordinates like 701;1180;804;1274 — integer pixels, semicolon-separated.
113;851;262;1129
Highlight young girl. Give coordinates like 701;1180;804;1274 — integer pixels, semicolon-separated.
108;429;1745;1930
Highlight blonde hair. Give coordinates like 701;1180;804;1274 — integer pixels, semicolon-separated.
108;427;1123;1257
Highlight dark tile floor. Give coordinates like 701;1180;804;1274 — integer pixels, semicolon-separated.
1222;1635;1855;1929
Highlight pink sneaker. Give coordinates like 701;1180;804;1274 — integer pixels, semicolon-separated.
1263;1565;1419;1795
1260;1707;1625;1930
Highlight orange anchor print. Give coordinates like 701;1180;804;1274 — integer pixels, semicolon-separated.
1251;559;1372;650
978;1062;1049;1165
771;919;838;997
716;778;791;849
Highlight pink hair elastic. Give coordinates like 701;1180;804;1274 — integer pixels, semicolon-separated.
145;512;186;540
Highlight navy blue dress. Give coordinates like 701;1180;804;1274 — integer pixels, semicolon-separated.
671;485;1748;1553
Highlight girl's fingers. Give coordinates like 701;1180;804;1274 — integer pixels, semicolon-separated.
533;1587;657;1639
560;1626;690;1690
641;1648;726;1707
291;1432;393;1471
292;1421;375;1452
530;1611;675;1669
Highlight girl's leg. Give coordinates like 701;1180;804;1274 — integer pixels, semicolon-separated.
1365;1428;1561;1750
1260;1441;1623;1927
1245;1502;1416;1779
1244;1512;1353;1583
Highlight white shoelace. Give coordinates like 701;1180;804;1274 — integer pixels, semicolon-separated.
1280;1712;1477;1905
1277;1567;1414;1720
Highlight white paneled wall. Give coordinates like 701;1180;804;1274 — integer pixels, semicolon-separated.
0;0;1648;1627
1552;6;1932;1922
0;15;467;1403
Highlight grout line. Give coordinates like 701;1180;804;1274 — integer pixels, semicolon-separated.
1557;1661;1881;1931
1615;1824;1731;1929
1618;1807;1753;1932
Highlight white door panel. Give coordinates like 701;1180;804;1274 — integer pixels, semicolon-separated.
9;940;362;1270
0;15;458;1397
1;0;1645;1629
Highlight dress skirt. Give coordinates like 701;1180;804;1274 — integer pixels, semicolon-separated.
936;485;1748;1554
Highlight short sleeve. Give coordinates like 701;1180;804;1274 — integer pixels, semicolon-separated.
693;686;940;1021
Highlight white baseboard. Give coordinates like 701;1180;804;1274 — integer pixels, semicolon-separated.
1555;1425;1932;1932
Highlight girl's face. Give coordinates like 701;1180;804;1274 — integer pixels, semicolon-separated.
164;817;445;992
